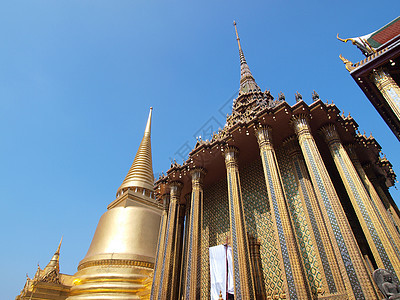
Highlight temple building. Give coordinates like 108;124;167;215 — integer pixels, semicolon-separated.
17;23;400;300
338;16;400;141
151;23;400;300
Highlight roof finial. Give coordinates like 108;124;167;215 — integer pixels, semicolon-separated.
56;236;63;254
41;237;63;278
295;91;303;102
233;21;239;42
339;54;355;72
233;21;243;55
233;21;260;94
278;92;286;102
337;33;355;44
312;90;320;101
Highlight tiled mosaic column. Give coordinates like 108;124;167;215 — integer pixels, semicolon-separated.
371;67;400;121
255;126;310;300
248;234;267;299
321;124;400;280
223;146;256;300
179;195;191;300
170;203;186;299
291;115;377;300
158;181;183;300
366;166;400;235
151;194;170;299
346;144;400;253
183;168;206;300
284;137;346;297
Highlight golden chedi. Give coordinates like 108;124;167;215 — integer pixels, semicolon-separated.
67;108;162;300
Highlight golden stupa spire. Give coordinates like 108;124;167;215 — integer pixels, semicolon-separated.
117;107;154;196
233;20;260;93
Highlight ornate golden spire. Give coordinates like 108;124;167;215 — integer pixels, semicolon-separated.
233;21;260;93
117;107;154;196
45;237;62;270
39;236;63;283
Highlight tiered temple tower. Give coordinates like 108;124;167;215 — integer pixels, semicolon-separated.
150;23;400;300
67;108;162;300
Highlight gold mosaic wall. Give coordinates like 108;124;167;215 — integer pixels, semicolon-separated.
276;148;322;295
202;177;230;299
239;158;285;297
202;157;286;298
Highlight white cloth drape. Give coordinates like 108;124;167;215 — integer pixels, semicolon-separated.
226;246;234;294
209;245;234;300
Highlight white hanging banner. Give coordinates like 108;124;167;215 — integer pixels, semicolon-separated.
227;246;234;294
209;245;234;300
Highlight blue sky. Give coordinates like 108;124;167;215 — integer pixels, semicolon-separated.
1;1;399;298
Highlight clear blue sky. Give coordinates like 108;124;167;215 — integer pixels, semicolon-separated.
1;1;399;298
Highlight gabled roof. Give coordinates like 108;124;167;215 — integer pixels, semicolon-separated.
338;16;400;55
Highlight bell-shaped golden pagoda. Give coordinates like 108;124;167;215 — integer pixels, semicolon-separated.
67;108;162;300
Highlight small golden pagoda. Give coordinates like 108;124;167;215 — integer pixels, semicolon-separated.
67;107;162;300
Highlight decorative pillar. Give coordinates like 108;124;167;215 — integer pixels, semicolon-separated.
320;124;400;280
381;184;400;233
223;145;255;300
255;126;310;300
151;194;170;299
371;67;400;121
171;203;186;300
284;137;346;296
179;194;191;300
346;144;400;252
158;181;183;300
291;115;377;300
183;168;206;300
366;166;400;234
248;234;266;300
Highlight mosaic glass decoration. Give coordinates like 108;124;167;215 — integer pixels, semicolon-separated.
277;148;323;295
239;158;285;298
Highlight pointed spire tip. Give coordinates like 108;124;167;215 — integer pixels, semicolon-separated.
233;20;241;44
233;21;260;93
145;107;152;135
56;236;63;254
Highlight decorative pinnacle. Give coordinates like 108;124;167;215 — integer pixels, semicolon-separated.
234;20;246;65
312;90;320;101
117;107;154;196
295;91;303;102
233;21;239;41
42;236;63;274
145;107;153;136
233;20;260;93
56;236;63;254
